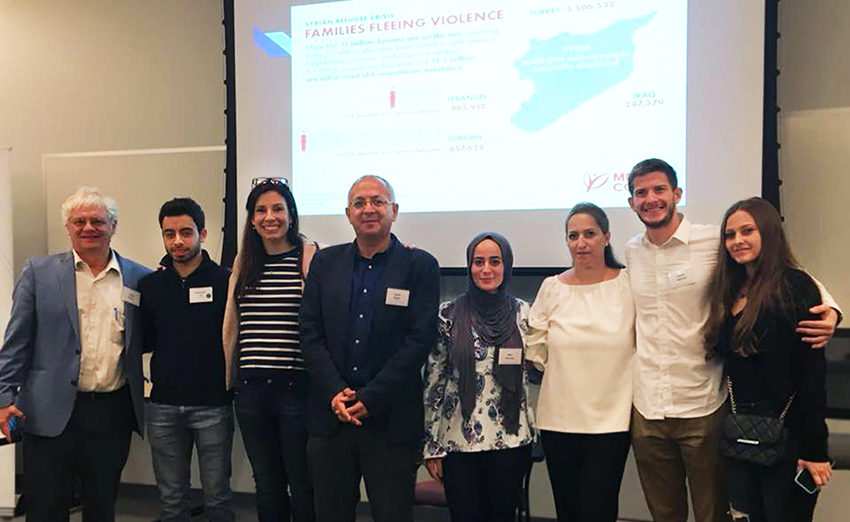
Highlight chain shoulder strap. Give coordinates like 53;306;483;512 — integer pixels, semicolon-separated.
726;376;737;414
726;375;795;419
779;392;796;420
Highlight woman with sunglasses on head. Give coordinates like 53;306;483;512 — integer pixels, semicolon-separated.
525;203;634;522
223;178;318;522
703;197;831;522
422;232;536;522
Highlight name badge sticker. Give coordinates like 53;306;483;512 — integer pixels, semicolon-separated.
189;286;214;304
385;288;410;307
122;287;141;307
498;348;523;366
668;268;695;289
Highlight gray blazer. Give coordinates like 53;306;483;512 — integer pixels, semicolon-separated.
0;251;151;437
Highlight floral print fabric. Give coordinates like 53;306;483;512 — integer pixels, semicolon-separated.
423;298;536;459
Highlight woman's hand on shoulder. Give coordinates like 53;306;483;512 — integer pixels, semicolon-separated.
302;239;320;277
303;240;319;256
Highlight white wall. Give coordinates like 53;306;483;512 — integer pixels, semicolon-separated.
0;0;229;493
779;0;850;518
0;0;225;272
778;0;850;311
778;0;850;112
0;149;17;515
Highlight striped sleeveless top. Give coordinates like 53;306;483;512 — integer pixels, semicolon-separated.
236;248;306;379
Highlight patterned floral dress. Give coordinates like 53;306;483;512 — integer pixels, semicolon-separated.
423;298;536;459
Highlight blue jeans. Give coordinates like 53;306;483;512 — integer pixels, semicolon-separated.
234;378;314;522
146;403;235;522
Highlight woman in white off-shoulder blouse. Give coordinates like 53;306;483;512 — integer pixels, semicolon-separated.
526;202;635;522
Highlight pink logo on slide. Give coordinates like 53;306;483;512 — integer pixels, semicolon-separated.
583;172;610;192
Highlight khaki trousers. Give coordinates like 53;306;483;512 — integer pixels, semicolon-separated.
631;406;730;522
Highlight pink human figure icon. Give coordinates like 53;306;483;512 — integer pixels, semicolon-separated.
390;88;396;109
300;131;307;152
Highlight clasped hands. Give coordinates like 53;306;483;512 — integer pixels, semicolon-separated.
330;387;369;426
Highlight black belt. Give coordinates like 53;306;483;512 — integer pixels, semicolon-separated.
76;385;128;400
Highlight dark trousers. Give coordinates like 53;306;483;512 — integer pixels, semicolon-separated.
234;380;314;522
307;423;419;522
726;457;818;522
23;387;134;522
442;445;532;522
541;430;631;522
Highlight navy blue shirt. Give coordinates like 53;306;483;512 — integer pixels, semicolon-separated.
346;237;397;387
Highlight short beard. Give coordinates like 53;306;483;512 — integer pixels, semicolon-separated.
640;205;676;229
172;245;202;264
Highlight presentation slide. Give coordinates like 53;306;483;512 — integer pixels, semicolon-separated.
236;0;765;267
291;0;687;215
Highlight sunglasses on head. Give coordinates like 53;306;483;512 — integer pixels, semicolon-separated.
251;177;289;188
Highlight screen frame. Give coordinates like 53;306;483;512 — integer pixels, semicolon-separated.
223;0;780;270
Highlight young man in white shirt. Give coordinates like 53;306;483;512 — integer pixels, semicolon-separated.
624;158;840;522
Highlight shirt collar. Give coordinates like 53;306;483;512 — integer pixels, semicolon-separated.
641;214;692;247
73;249;122;276
670;215;692;245
352;234;397;263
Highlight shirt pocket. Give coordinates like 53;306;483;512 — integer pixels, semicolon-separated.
111;308;126;345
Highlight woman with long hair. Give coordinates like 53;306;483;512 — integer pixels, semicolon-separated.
703;197;831;521
223;178;318;521
526;202;635;522
422;232;536;522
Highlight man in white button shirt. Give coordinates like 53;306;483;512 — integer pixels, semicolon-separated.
624;159;840;522
0;187;150;522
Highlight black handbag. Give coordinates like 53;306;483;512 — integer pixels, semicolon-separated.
720;376;795;467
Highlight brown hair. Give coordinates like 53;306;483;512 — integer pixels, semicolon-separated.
703;198;800;356
566;202;624;269
235;180;304;297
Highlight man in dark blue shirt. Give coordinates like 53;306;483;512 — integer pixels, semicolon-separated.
300;176;440;522
346;236;394;388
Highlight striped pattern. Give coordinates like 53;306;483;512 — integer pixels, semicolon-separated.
237;252;306;376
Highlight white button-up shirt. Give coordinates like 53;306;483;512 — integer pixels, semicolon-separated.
74;250;126;392
625;217;726;419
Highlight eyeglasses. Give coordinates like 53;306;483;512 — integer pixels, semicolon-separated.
67;217;111;229
251;177;289;188
350;197;392;210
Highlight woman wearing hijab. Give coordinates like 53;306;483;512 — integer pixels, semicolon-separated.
423;232;536;522
526;203;634;522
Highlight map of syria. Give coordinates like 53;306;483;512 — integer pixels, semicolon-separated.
511;12;657;132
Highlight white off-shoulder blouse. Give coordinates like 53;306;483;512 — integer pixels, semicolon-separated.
526;270;635;434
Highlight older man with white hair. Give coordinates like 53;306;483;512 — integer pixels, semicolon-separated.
0;187;150;522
